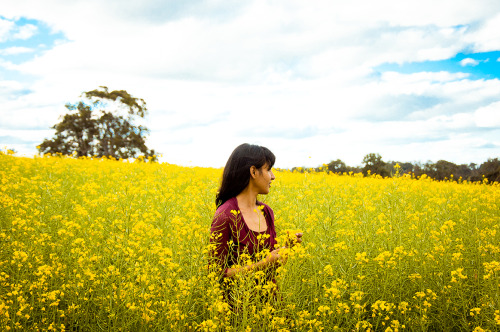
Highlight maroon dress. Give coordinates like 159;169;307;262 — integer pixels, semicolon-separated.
210;197;277;277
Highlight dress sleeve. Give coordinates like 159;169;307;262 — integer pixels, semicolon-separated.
265;205;275;222
263;205;278;249
209;209;232;277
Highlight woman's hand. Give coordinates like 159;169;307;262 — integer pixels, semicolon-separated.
266;248;283;264
226;247;286;277
294;232;303;244
285;231;303;248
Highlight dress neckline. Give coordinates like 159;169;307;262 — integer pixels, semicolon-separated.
232;197;269;234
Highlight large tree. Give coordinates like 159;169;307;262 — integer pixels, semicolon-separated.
38;87;156;160
327;159;348;173
477;158;500;182
362;153;389;177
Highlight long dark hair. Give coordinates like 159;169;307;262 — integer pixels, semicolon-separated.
215;143;275;207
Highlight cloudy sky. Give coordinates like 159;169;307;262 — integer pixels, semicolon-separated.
1;0;500;168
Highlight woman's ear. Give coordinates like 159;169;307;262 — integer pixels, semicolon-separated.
250;166;257;178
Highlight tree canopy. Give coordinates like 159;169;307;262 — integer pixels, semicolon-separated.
38;87;156;160
327;159;349;174
362;153;389;177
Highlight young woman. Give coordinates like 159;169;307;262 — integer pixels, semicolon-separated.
210;143;302;278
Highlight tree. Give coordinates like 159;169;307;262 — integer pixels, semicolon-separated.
433;160;458;180
362;153;389;177
477;158;500;182
327;159;348;173
38;87;156;160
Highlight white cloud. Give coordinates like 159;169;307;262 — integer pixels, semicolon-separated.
465;12;500;52
381;71;469;85
0;46;35;55
460;58;480;66
0;17;15;42
1;0;500;166
0;18;38;42
12;23;37;40
4;1;495;82
0;58;18;71
0;80;24;92
475;101;500;127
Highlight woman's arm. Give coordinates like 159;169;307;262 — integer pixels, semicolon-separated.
225;247;283;278
209;210;233;276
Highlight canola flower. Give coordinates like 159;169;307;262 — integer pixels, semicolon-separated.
0;152;499;331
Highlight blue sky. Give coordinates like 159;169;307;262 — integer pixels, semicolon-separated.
0;17;65;80
377;51;500;80
1;1;500;168
0;17;64;57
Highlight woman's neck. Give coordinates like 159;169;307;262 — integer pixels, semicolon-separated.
236;187;258;210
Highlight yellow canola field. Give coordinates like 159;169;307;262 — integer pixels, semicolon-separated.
1;153;499;331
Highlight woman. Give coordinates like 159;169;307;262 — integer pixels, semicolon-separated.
210;143;302;279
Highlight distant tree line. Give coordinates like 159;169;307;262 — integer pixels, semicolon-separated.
291;153;500;183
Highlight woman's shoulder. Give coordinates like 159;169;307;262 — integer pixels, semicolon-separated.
257;200;273;210
257;201;274;219
211;198;241;232
215;197;238;214
213;197;239;221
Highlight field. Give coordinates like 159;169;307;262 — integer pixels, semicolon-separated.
1;153;499;331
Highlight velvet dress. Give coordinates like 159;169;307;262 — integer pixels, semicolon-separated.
210;197;278;277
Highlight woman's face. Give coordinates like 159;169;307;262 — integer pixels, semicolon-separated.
254;163;275;195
